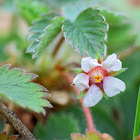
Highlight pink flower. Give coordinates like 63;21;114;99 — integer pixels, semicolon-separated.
73;53;126;107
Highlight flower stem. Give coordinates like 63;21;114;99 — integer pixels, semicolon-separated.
61;72;96;132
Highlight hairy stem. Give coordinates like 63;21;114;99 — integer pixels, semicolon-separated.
52;34;64;58
0;102;36;140
61;72;96;132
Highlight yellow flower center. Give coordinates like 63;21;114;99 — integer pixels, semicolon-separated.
93;74;103;83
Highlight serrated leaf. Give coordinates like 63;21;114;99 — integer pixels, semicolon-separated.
34;114;79;140
32;16;64;58
27;13;58;42
0;65;52;115
71;130;113;140
63;8;108;58
27;42;40;53
28;33;43;41
27;14;64;58
29;24;47;33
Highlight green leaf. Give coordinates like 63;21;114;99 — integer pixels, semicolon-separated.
73;68;83;74
0;65;52;115
71;130;113;140
27;15;64;58
108;68;127;77
95;49;102;62
34;113;79;140
133;87;140;139
63;8;108;58
27;13;58;42
77;91;85;99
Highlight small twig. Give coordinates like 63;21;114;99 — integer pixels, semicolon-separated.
117;45;139;59
61;72;96;132
3;103;15;136
0;102;36;140
52;34;64;58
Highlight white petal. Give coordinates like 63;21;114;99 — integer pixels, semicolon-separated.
81;57;102;73
103;76;126;97
102;53;122;72
83;84;103;107
73;73;89;91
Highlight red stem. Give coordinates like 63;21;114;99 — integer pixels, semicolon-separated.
61;72;96;132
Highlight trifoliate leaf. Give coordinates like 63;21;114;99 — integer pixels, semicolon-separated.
0;65;52;115
71;130;113;140
27;14;64;58
0;132;18;140
34;114;79;140
63;8;108;58
108;68;127;77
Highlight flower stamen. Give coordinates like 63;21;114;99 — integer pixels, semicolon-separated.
93;74;103;83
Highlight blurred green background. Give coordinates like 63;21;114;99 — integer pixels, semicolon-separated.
0;0;140;140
